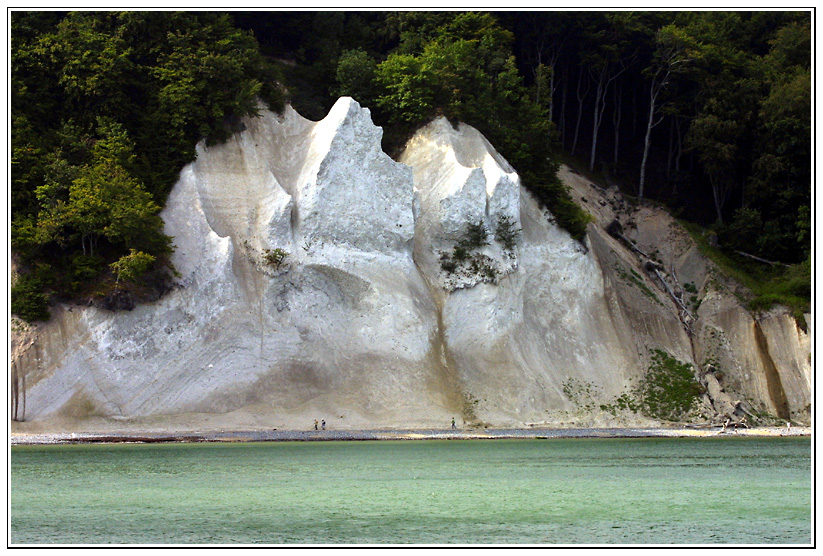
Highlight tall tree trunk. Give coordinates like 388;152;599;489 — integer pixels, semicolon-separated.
710;174;727;224
667;117;675;179
589;60;631;172
572;68;588;156
639;58;675;199
638;98;655;198
559;64;568;147
11;366;18;421
612;81;623;164
638;79;659;199
674;117;683;173
589;76;605;171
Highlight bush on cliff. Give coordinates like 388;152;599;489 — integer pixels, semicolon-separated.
639;350;704;421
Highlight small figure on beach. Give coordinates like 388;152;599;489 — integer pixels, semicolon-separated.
451;417;456;430
321;420;326;430
787;421;792;431
314;419;318;431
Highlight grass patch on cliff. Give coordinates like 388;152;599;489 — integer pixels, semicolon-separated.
562;378;600;412
613;262;662;306
600;350;703;422
439;221;499;282
680;220;810;325
639;350;704;421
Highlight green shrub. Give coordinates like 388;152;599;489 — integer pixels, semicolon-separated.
600;392;640;415
263;248;289;269
681;220;811;320
109;250;156;284
11;273;50;322
639;350;704;421
459;221;490;250
67;253;105;292
527;179;592;242
440;222;500;281
440;257;457;273
452;244;469;262
335;49;378;104
494;214;520;251
469;257;497;279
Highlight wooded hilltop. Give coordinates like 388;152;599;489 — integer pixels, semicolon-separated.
11;11;811;323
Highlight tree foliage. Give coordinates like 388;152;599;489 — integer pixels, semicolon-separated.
110;249;156;285
11;11;284;320
366;12;591;241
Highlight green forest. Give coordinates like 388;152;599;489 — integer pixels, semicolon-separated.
11;11;811;322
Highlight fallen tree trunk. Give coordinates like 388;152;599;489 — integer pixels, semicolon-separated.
653;268;693;320
735;250;790;267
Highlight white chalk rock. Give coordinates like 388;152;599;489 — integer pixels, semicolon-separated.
13;98;452;429
400;118;642;427
9;99;811;431
401;118;521;291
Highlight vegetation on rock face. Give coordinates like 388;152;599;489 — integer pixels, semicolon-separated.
599;350;704;422
615;263;658;303
681;220;811;322
494;215;521;252
562;378;601;412
440;221;500;282
263;248;289;270
459;221;491;251
639;350;704;421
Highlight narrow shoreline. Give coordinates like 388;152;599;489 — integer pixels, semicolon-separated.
10;426;811;445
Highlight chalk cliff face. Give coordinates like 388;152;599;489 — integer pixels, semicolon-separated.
10;98;811;431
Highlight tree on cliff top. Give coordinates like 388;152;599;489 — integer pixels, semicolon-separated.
364;12;590;241
11;11;284;321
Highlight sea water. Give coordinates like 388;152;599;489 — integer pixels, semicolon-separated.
10;437;811;544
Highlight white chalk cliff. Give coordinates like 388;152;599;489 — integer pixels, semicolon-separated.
10;98;811;432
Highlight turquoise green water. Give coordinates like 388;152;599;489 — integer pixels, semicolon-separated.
11;437;811;544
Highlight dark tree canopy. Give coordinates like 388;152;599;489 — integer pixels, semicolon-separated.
11;11;284;320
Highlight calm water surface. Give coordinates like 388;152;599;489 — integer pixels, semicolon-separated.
10;437;811;544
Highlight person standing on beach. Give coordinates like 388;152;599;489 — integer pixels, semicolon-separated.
451;417;456;430
314;419;318;431
321;420;326;430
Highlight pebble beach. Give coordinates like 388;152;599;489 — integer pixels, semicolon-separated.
10;426;810;445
